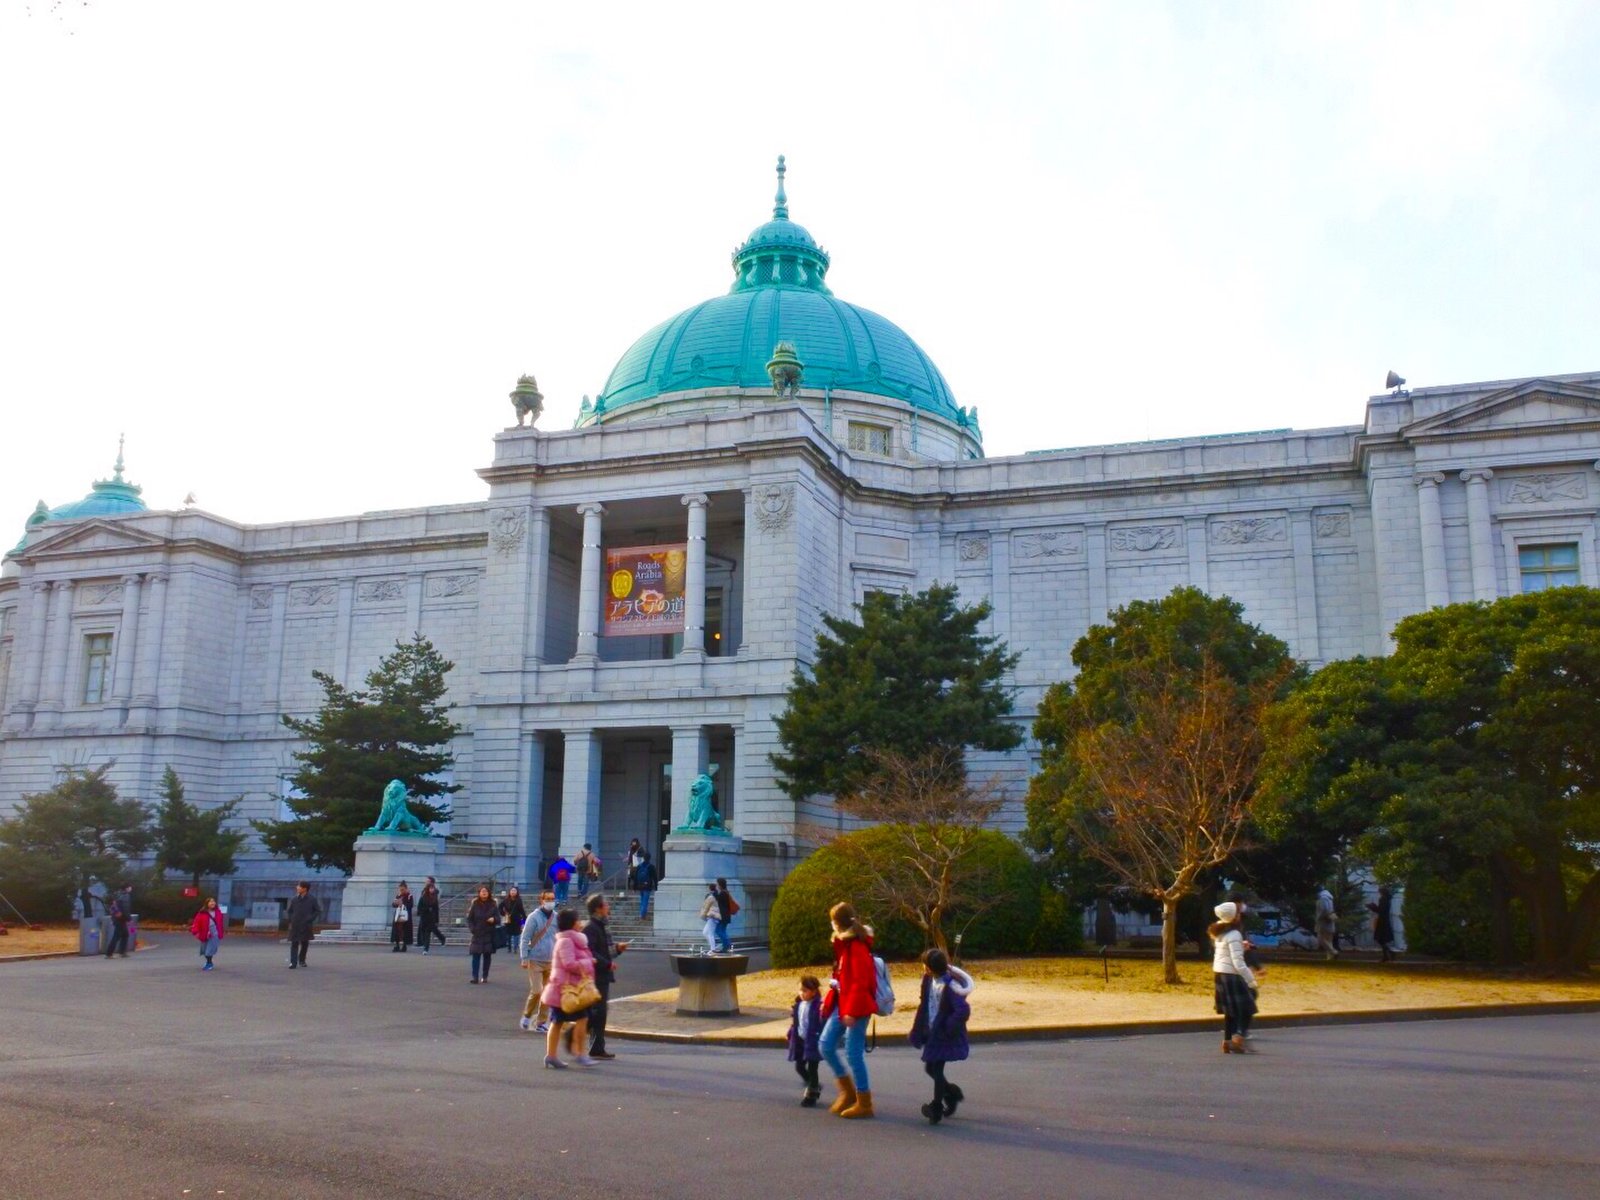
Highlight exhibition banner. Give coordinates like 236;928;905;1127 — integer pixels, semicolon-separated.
603;543;687;637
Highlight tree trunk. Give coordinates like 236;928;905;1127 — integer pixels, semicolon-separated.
1161;896;1180;985
1488;859;1517;967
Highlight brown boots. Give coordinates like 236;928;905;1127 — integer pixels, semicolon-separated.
839;1090;874;1119
828;1076;857;1115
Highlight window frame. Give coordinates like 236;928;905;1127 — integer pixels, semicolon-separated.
847;421;893;457
80;631;115;705
1517;542;1581;592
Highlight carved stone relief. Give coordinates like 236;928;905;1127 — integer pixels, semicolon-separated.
753;484;795;533
1314;511;1352;539
1013;528;1083;561
78;583;125;608
290;583;338;608
956;533;990;563
1210;517;1287;546
490;508;527;555
250;586;274;611
426;573;479;599
1109;524;1179;553
1502;473;1586;505
357;579;406;603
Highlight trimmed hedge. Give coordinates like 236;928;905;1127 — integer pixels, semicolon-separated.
769;825;1080;968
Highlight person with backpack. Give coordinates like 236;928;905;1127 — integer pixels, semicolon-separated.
626;838;645;890
574;844;600;899
547;854;576;904
698;884;721;954
714;876;738;952
818;901;879;1119
908;948;973;1124
633;852;658;919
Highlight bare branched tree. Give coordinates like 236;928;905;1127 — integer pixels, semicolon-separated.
1066;653;1290;983
820;746;1009;953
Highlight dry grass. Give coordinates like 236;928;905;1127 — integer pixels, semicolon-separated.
0;925;85;957
617;956;1600;1040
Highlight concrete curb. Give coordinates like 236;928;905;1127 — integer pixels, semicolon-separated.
608;998;1600;1048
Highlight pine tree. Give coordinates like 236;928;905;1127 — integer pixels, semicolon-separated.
0;766;153;914
772;584;1021;801
253;634;462;874
154;766;245;890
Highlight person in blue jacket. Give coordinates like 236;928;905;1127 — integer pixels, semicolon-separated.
908;948;973;1125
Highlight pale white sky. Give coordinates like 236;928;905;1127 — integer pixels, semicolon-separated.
2;2;1597;530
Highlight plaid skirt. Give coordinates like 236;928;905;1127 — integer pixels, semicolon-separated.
1214;971;1258;1020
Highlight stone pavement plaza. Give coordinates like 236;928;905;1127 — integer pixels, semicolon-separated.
1;937;1596;1199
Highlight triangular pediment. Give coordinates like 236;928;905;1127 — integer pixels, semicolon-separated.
14;519;168;560
1403;378;1600;439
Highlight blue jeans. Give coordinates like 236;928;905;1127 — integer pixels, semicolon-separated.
471;951;492;981
553;881;569;903
638;891;651;919
819;1013;869;1091
716;918;731;952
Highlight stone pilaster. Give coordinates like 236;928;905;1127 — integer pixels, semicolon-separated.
670;724;709;829
110;574;142;707
35;579;75;726
559;728;601;856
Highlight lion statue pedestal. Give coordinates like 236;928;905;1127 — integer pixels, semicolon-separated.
321;781;443;941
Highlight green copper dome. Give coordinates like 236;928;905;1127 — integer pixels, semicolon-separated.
8;441;148;555
581;158;972;433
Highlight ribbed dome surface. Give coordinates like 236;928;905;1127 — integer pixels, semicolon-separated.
581;158;971;433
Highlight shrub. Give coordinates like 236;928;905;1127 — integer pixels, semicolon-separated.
1403;869;1531;963
769;825;1058;967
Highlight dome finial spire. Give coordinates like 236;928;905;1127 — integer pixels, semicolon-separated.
773;154;788;220
113;433;126;483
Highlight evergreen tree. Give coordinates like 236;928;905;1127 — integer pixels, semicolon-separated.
0;765;153;915
772;584;1021;801
253;634;461;874
154;766;245;890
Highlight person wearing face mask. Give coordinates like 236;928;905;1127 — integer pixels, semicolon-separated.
519;889;560;1033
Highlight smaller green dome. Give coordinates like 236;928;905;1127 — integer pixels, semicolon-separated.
9;440;147;555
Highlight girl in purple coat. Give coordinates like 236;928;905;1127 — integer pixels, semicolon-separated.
786;975;824;1107
908;948;973;1125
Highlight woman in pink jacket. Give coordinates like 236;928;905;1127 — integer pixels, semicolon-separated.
540;908;599;1069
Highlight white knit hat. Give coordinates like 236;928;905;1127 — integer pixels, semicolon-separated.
1213;901;1238;922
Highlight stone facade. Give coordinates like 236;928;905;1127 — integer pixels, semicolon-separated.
4;372;1600;940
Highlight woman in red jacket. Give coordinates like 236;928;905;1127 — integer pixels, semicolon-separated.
190;896;226;971
818;901;878;1119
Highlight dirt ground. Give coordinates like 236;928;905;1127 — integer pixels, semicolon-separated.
0;925;88;957
619;955;1600;1039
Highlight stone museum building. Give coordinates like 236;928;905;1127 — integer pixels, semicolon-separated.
3;161;1599;940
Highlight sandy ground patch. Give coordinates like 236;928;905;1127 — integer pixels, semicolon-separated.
612;956;1600;1040
0;925;84;957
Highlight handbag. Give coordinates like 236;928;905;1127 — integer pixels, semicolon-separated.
560;975;602;1013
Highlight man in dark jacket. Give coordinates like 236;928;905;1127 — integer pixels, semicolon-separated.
583;894;629;1059
416;877;444;952
286;881;321;968
103;893;130;958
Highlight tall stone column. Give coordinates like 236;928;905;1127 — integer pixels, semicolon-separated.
36;579;75;723
131;572;169;711
670;724;709;829
110;574;143;706
1461;469;1497;601
521;731;548;882
1415;474;1449;608
680;493;709;660
573;503;606;664
559;728;602;856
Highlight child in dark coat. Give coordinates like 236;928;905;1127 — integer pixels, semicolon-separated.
908;948;973;1125
786;975;824;1107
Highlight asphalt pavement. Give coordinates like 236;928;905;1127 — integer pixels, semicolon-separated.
0;934;1595;1199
